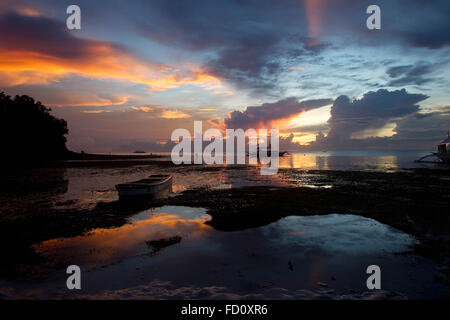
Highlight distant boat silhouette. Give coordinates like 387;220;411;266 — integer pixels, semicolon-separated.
247;145;288;157
134;150;146;153
415;132;450;163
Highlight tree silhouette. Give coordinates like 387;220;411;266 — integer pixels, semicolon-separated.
0;92;69;161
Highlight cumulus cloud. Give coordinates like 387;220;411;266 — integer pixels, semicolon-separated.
326;89;428;142
222;97;332;130
310;108;450;151
304;89;434;150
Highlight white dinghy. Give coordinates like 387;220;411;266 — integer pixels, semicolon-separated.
116;174;173;198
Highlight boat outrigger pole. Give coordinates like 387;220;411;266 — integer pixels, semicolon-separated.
415;131;450;163
414;153;440;163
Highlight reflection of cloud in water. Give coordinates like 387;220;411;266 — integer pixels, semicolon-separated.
34;207;212;266
45;151;430;212
3;207;448;299
260;214;416;255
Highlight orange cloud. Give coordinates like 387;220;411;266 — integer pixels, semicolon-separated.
131;105;192;119
281;131;317;145
222;97;332;130
34;213;211;264
160;110;191;119
46;95;130;108
0;13;221;91
15;7;41;17
82;110;113;114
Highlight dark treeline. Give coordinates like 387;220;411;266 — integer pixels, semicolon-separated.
0;92;69;163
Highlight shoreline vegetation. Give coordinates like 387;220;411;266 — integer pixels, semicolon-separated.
0;92;163;167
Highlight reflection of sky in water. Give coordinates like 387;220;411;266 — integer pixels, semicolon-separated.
34;207;212;266
278;151;432;171
24;206;447;299
44;150;444;211
3;150;444;215
261;214;415;255
37;209;416;266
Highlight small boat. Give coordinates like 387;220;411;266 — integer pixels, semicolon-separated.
133;150;146;153
116;174;173;198
247;145;288;157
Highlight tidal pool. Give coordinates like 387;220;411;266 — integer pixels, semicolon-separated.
1;206;447;299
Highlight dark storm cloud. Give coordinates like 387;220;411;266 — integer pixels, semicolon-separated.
385;0;450;49
324;89;428;143
0;12;127;60
396;0;450;50
223;97;332;129
315;0;450;50
135;0;325;94
401;30;450;50
136;0;308;50
131;0;450;96
386;64;435;87
386;65;413;78
19;0;447;97
205;37;307;95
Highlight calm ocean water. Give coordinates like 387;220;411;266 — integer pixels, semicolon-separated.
100;150;440;171
278;150;437;171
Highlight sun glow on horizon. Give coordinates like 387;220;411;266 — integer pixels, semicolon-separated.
286;105;331;129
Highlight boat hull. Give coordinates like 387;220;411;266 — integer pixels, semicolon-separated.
116;175;173;198
436;153;450;163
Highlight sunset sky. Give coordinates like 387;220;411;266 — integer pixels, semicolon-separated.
1;0;449;152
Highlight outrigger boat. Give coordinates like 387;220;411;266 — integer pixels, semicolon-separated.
247;145;289;158
116;174;173;198
415;132;450;163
